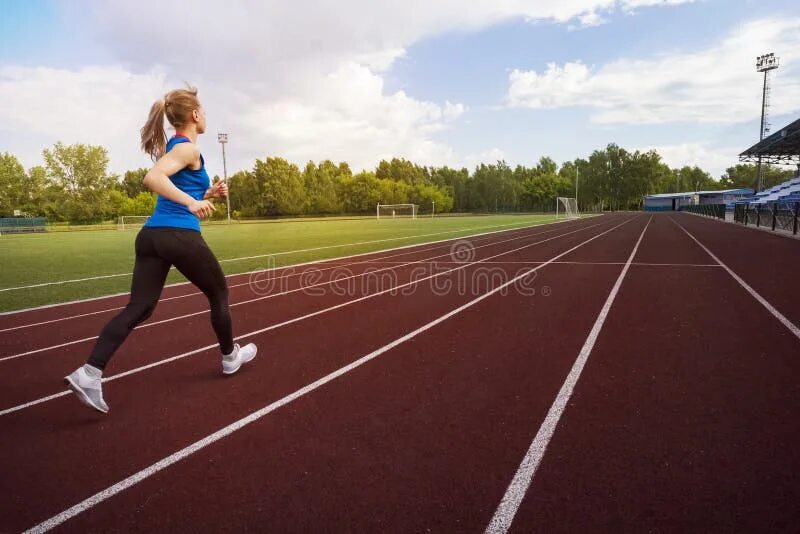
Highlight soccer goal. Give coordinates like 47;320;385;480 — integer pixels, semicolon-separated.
376;204;417;219
118;215;150;230
556;197;580;219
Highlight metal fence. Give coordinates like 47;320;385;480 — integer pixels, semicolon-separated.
734;202;800;235
679;204;726;219
0;217;47;234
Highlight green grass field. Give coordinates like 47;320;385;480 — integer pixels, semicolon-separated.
0;214;564;313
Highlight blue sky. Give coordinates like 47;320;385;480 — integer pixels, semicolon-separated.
1;0;799;179
387;0;800;173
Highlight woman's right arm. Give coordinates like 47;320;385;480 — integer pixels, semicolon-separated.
143;144;215;219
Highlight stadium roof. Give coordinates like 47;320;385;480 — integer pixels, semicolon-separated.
739;117;800;165
644;188;753;200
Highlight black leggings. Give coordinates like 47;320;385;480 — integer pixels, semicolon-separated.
87;227;234;370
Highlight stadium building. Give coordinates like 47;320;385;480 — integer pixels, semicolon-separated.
643;188;753;212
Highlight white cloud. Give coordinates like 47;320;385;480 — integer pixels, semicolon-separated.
622;0;700;8
464;148;509;168
240;62;461;170
0;66;169;172
508;18;800;125
635;142;741;178
578;10;607;27
1;0;700;174
81;1;699;75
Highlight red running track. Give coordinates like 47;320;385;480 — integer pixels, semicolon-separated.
0;213;798;533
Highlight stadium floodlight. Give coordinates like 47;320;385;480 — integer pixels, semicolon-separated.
755;53;780;192
756;53;779;72
217;132;231;222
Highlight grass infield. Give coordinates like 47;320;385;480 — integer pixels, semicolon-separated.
0;214;564;313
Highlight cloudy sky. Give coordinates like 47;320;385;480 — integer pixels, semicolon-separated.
1;0;799;179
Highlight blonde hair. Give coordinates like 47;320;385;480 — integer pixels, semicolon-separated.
140;86;200;160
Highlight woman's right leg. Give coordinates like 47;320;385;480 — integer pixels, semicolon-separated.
86;230;171;371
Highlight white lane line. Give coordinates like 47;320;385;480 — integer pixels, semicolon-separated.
0;219;604;361
0;217;592;316
21;216;633;534
1;239;476;332
0;259;719;334
0;218;586;332
670;217;800;341
0;218;632;416
0;217;572;294
0;273;135;292
485;215;651;534
0;390;71;414
630;262;720;268
287;261;720;268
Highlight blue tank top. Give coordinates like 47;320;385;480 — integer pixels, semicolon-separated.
144;135;210;232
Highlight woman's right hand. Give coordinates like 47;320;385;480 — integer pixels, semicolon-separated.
188;199;216;219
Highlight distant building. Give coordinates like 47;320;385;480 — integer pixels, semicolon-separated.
643;188;753;212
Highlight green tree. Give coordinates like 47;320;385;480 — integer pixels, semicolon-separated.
303;160;344;214
42;142;116;223
519;170;567;211
24;165;51;216
116;191;156;218
406;183;449;214
119;168;148;198
338;171;384;212
228;169;259;217
672;165;718;194
431;166;469;212
470;160;516;212
719;163;794;191
0;152;28;216
376;158;428;185
252;157;305;215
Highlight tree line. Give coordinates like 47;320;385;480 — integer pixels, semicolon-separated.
0;142;795;223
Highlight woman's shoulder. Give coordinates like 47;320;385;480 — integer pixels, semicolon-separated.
167;135;193;149
167;139;200;158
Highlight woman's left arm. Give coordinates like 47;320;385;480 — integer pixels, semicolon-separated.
204;181;229;201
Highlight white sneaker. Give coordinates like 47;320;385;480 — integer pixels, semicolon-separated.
65;365;109;413
222;343;257;375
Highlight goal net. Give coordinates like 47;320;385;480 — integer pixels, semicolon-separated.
556;197;580;219
118;215;150;230
376;204;417;219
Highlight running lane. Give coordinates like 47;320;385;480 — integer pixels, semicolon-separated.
506;213;800;532
0;219;577;329
22;216;647;532
0;218;604;410
0;219;590;351
0;215;635;532
674;212;800;327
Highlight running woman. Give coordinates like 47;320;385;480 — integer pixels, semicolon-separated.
65;87;256;413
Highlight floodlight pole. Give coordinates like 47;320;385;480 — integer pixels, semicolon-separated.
755;53;779;193
217;133;231;222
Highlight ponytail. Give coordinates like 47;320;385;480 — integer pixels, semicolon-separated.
140;98;167;161
140;86;200;160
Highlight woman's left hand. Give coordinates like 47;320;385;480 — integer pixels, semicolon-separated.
205;181;229;199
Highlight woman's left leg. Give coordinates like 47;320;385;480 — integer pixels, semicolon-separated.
159;230;234;355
